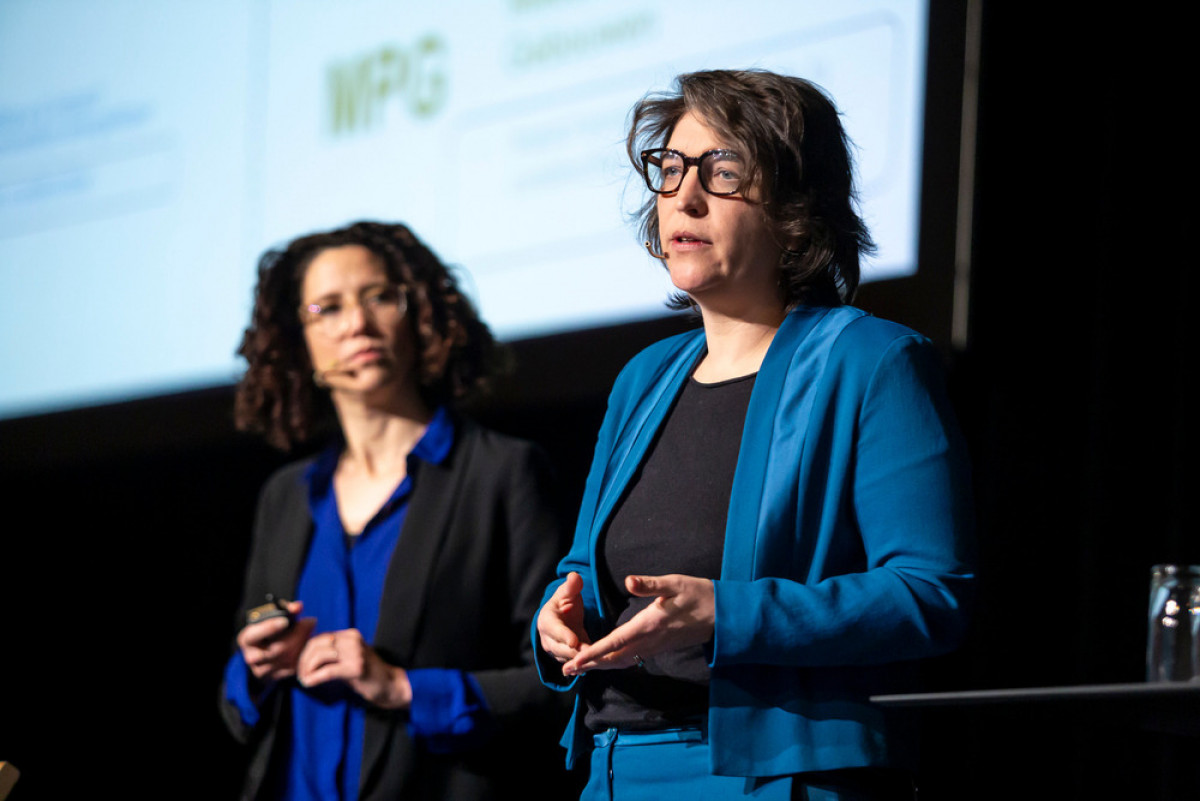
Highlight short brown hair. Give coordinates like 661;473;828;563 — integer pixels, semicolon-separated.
627;69;874;307
234;221;506;450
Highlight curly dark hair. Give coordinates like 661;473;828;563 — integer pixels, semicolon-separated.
627;69;875;308
234;221;506;450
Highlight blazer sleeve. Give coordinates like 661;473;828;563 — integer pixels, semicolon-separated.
466;438;575;725
710;331;976;668
218;462;310;744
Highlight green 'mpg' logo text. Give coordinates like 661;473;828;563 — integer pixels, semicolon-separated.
328;34;448;135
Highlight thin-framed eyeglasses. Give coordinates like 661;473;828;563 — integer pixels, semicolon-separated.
640;148;747;196
298;282;408;336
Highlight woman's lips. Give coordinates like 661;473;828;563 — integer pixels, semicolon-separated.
345;347;388;365
670;232;711;252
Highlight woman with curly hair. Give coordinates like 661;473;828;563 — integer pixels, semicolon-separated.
220;221;570;800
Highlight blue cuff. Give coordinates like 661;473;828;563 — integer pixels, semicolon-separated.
406;668;493;754
223;650;262;728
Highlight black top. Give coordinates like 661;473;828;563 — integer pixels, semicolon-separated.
584;372;755;731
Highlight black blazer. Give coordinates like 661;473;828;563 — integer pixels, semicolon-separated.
220;419;574;800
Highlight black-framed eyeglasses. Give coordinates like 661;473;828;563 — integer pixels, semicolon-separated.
640;148;747;196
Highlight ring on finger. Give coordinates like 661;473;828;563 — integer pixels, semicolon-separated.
632;654;645;669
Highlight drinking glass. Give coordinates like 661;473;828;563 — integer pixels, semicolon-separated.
1146;564;1200;682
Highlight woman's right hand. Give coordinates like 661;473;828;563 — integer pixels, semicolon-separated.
536;572;591;666
237;600;317;683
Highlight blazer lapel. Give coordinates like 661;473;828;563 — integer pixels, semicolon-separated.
372;425;474;665
358;427;475;796
722;305;832;581
587;334;706;611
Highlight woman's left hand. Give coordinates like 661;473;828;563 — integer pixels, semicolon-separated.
296;628;413;710
563;574;715;676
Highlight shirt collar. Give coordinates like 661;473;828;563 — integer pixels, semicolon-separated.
304;405;456;490
411;405;455;467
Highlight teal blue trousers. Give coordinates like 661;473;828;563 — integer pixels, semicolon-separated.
580;727;915;801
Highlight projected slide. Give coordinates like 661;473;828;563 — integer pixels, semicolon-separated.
0;0;927;418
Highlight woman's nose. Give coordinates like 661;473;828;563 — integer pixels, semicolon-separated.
674;168;708;215
338;301;371;335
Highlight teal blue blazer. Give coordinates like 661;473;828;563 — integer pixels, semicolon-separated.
534;304;975;778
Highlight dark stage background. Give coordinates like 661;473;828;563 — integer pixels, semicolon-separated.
1;5;1193;799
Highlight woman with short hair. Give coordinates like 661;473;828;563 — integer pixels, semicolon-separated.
535;70;975;800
